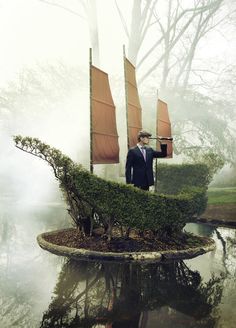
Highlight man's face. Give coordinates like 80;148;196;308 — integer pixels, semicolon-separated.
141;136;150;145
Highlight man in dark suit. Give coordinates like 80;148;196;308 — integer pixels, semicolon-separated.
125;130;167;191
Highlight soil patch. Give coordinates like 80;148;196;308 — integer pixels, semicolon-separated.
44;228;211;253
200;203;236;226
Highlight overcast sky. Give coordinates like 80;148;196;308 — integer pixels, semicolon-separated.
0;0;235;87
0;0;124;85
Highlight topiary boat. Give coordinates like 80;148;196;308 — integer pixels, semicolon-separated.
14;136;208;241
12;52;215;261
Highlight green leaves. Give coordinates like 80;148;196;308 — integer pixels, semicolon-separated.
13;135;208;239
156;163;210;194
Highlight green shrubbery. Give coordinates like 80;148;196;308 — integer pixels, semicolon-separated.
74;169;207;235
14;136;209;240
156;163;210;194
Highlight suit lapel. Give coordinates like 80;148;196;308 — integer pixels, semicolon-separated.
134;146;143;157
145;148;151;162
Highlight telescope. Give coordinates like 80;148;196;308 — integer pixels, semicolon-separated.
150;136;173;141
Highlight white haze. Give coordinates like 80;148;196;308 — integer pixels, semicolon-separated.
0;0;235;205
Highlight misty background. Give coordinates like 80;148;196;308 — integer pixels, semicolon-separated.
0;0;236;205
0;2;236;326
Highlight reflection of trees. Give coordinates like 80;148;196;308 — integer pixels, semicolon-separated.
212;227;236;277
0;201;62;328
227;231;236;259
41;259;224;328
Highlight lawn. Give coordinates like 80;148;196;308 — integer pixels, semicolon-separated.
207;187;236;205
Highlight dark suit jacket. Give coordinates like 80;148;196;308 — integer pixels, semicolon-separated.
125;144;167;187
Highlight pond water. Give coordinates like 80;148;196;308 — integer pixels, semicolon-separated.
0;198;235;328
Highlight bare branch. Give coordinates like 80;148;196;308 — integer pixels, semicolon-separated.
140;0;159;45
139;10;201;83
114;0;130;39
38;0;86;19
137;0;223;70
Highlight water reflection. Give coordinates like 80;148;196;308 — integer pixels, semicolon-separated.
0;198;236;328
40;259;224;328
185;223;236;328
0;198;69;328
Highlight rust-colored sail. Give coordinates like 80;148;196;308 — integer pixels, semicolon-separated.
91;65;119;164
124;57;142;148
156;99;173;158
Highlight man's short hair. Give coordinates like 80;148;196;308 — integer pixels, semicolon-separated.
137;130;152;141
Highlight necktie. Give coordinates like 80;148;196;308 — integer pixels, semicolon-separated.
141;147;146;161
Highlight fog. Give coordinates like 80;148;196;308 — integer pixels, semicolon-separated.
0;2;236;326
0;0;236;205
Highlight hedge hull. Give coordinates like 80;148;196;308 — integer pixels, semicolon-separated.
14;136;209;238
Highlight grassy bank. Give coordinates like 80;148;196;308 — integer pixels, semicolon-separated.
207;187;236;205
201;187;236;223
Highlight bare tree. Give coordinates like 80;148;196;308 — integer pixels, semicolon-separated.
137;0;225;85
38;0;100;64
115;0;159;64
116;0;236;165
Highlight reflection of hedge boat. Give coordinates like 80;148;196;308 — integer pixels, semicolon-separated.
40;259;223;328
14;50;214;258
